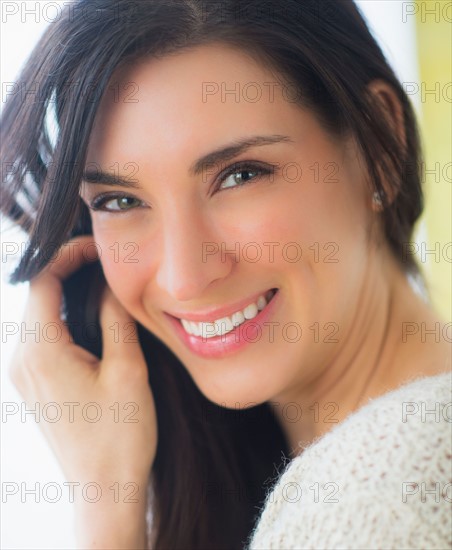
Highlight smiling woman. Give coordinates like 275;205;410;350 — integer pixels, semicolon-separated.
1;1;451;549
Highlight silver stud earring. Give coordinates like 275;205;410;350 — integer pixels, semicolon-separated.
372;191;384;207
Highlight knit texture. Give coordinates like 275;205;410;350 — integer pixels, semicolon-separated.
245;371;452;550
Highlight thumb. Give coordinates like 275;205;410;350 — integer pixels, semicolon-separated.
99;286;145;369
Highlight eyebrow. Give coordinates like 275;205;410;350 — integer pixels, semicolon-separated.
81;168;141;189
189;134;293;176
82;134;293;187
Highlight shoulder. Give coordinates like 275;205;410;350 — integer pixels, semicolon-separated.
246;372;452;549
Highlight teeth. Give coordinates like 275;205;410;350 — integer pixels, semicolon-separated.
189;321;200;337
215;316;234;332
243;303;258;320
231;310;245;327
180;290;275;337
199;322;217;339
181;319;191;333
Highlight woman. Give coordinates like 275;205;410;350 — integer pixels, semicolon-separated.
2;0;450;548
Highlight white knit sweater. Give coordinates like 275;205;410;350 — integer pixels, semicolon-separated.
245;371;452;550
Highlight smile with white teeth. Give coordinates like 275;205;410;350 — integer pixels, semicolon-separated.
180;289;276;338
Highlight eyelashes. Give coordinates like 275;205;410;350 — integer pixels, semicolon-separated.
89;194;142;212
87;161;277;213
215;161;275;193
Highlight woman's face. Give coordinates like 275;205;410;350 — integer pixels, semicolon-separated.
81;43;376;407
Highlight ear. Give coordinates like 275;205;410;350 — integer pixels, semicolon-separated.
367;79;407;151
367;80;407;210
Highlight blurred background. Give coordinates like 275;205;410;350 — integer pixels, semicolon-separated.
1;1;451;547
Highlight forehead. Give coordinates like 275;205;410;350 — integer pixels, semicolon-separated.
86;43;306;165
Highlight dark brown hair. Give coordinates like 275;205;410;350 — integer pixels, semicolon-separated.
1;1;424;548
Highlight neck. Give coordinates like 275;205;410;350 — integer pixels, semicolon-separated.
272;248;449;457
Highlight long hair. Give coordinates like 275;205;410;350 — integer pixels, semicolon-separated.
1;1;424;548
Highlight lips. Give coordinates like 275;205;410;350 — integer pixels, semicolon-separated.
166;288;278;323
178;289;277;338
164;289;280;359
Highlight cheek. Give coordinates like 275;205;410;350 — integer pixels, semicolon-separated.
235;168;369;315
91;226;154;316
216;182;358;271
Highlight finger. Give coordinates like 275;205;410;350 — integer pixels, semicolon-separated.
38;235;99;281
98;286;145;368
24;236;99;341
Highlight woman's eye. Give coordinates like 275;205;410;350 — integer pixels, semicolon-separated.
90;195;143;212
218;164;275;191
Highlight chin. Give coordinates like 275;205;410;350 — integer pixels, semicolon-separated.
185;358;281;411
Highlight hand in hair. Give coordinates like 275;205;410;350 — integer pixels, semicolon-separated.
8;235;156;549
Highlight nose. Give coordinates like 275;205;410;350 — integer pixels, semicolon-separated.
155;208;233;302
